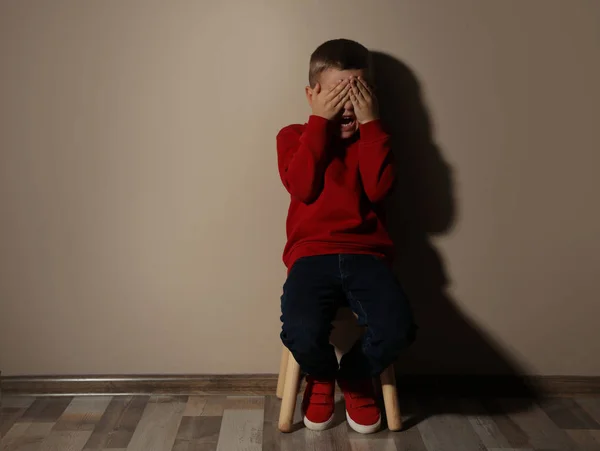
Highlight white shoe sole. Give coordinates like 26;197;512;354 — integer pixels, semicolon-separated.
346;410;381;434
303;413;335;431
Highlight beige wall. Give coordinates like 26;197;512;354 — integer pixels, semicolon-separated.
1;1;599;377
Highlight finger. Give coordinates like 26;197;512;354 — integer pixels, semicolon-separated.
333;90;351;109
331;94;350;114
325;79;348;100
331;82;352;105
357;77;373;94
354;79;370;100
325;80;348;101
311;83;321;101
349;90;360;108
351;80;366;103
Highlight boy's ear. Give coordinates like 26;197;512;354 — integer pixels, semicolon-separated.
305;86;313;107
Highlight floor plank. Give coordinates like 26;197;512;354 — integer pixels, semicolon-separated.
0;398;36;409
350;438;397;451
565;429;600;450
83;395;149;450
0;396;35;438
215;396;263;451
416;398;486;451
480;398;533;449
171;415;222;451
393;427;428;451
19;397;73;423
497;399;578;450
0;408;28;439
225;397;265;410
6;393;600;451
271;395;304;451
0;421;55;451
389;397;428;451
262;396;281;451
313;424;356;450
460;398;513;449
52;397;111;432
201;397;226;417
486;448;533;451
38;430;93;451
539;397;600;429
183;397;208;417
124;396;185;451
577;397;600;424
0;422;32;449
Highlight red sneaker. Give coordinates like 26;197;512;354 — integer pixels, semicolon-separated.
338;378;381;434
301;376;335;431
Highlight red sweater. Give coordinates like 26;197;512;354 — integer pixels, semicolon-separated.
277;115;395;270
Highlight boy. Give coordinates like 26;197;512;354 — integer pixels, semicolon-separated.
277;39;416;434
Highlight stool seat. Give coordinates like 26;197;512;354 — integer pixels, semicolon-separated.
276;307;403;432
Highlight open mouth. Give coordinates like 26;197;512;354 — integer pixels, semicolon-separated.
340;115;356;131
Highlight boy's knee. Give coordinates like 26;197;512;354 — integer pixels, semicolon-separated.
382;320;417;352
386;297;417;346
281;319;330;354
388;325;416;350
371;317;417;356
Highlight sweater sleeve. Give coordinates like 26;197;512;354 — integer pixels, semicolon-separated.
277;115;330;204
357;119;395;203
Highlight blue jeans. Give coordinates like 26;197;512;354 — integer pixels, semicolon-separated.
280;254;417;380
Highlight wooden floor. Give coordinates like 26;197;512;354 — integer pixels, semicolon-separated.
1;394;600;450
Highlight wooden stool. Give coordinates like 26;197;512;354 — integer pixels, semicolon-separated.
276;308;402;433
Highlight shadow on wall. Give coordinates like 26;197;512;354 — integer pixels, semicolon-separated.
371;52;538;413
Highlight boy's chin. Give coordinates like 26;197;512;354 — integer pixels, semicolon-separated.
338;124;359;140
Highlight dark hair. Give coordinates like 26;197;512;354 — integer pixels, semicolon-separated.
309;39;371;87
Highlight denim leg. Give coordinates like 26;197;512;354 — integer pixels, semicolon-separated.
280;255;343;379
338;254;416;379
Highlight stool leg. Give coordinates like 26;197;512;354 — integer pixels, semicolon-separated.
380;365;402;431
278;350;301;433
276;345;289;399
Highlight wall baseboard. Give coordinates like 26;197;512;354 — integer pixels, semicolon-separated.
1;374;599;397
0;374;275;397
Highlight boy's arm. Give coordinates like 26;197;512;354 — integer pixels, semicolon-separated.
358;119;395;203
277;116;330;204
350;77;395;203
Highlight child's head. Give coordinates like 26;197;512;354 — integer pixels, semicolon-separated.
306;39;372;139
